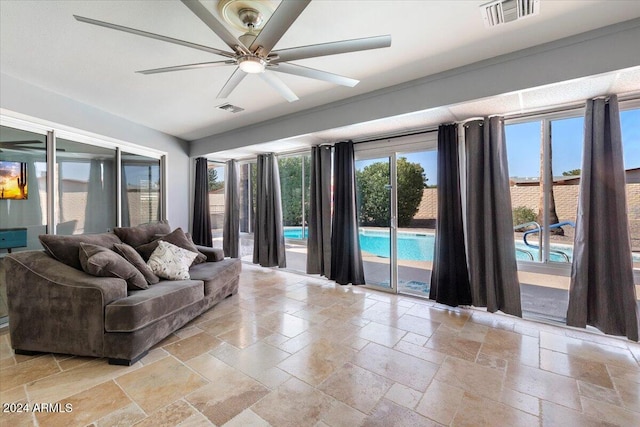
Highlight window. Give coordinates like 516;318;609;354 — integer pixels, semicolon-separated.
207;161;225;249
56;138;117;235
121;153;161;227
621;108;640;273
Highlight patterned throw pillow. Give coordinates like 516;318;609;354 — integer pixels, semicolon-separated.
147;240;197;280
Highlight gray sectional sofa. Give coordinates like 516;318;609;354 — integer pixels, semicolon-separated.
4;222;241;365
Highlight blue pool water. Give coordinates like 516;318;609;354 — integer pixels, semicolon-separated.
283;227;592;263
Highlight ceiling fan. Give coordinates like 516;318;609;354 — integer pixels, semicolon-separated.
73;0;391;102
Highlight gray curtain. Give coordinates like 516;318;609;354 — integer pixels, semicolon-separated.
307;145;332;276
567;95;639;341
465;117;522;316
253;153;286;267
330;141;365;285
120;164;130;227
192;157;212;246
430;124;472;306
84;159;111;234
223;159;240;258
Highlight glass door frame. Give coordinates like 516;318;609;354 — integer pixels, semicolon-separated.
354;133;437;294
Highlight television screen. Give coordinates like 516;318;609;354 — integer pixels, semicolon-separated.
0;161;28;200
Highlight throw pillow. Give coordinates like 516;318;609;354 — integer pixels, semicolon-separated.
39;233;122;270
113;243;160;285
113;220;171;248
147;240;197;280
78;243;148;290
135;227;206;265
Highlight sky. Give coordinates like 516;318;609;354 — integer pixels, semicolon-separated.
506;108;640;178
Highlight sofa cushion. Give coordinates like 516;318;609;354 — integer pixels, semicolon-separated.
113;220;171;248
39;232;122;270
189;258;242;297
147;241;198;280
79;243;148;291
136;227;207;264
113;243;160;285
104;280;204;332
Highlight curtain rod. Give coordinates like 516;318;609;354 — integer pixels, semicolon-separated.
350;128;438;145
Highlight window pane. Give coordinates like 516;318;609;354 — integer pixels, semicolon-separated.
121;153;160;227
208;161;225;249
549;116;583;263
506;121;542;262
0;126;48;249
622;108;640;272
239;162;256;261
279;155;307;273
56;138;117;235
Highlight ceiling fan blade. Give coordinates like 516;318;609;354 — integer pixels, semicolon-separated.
217;67;247;99
73;15;235;58
249;0;311;54
180;0;246;53
137;60;234;75
269;63;358;87
271;35;391;63
259;72;298;103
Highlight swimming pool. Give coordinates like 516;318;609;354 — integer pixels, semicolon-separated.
283;227;603;263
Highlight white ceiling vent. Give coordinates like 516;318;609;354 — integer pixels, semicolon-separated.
481;0;540;28
217;103;244;113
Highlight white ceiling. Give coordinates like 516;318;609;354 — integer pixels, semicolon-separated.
1;0;640;147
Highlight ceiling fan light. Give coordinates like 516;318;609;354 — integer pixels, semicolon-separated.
238;56;266;74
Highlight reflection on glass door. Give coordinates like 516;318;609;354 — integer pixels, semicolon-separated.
396;151;436;298
355;156;393;290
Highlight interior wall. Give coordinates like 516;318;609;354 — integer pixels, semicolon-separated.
190;18;640;157
0;73;190;230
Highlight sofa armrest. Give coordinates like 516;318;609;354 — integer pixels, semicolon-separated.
196;245;225;262
4;251;128;357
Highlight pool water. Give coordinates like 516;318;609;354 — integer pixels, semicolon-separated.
284;227;587;263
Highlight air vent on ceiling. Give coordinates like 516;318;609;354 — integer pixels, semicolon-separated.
481;0;540;28
217;103;244;113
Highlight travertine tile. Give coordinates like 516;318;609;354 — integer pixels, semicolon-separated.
540;348;613;388
185;365;269;425
362;399;440;427
612;376;640;412
480;328;539;368
541;400;616;427
219;341;290;379
319;362;394;413
128;399;195;427
93;402;146;427
384;382;423;410
278;338;355;386
425;331;482;362
223;409;271;427
540;331;638;369
435;357;504;401
164;331;224;361
320;397;367;426
0;354;59;391
401;331;429;346
415;379;465;425
35;380;131;427
607;363;640;384
500;387;540;416
257;312;312;337
357;321;406;348
115;356;207;413
251;377;333;427
354;342;438;392
26;358;139;404
451;392;539;427
393;340;447;365
577;380;623;406
581;396;640;426
505;362;581;410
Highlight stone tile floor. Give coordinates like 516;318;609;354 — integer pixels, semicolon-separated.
1;263;639;426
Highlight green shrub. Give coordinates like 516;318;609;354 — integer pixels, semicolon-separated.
512;206;537;230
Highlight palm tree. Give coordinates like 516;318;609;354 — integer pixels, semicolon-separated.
537;135;563;235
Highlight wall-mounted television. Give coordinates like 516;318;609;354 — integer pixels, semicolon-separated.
0;161;28;200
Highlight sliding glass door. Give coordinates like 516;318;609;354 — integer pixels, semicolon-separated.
355;155;394;290
354;140;437;295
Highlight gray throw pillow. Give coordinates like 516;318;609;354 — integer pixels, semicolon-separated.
113;220;171;248
79;243;148;290
135;227;207;265
113;243;160;285
39;233;122;270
